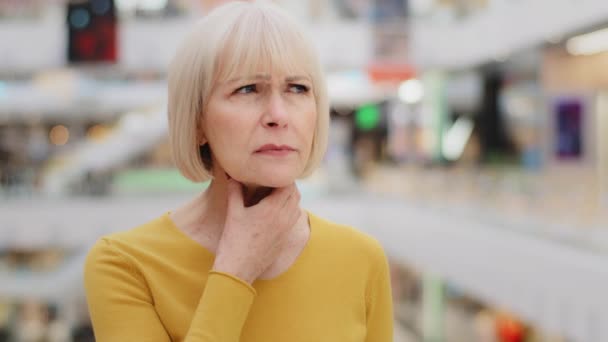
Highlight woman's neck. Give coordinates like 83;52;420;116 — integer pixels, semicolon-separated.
241;184;273;207
173;174;276;249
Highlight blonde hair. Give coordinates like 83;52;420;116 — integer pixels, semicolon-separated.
167;1;329;182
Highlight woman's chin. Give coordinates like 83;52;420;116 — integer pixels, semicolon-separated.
244;178;294;189
222;163;304;188
240;172;299;189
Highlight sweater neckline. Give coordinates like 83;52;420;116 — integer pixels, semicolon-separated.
162;210;316;285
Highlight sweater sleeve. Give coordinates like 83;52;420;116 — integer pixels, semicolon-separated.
84;239;256;342
185;271;256;341
364;242;394;342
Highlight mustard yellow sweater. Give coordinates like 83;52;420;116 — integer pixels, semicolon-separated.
84;211;393;341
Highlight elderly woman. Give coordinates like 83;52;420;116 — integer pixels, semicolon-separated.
84;1;393;341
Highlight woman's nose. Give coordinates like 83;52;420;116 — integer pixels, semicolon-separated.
262;92;289;128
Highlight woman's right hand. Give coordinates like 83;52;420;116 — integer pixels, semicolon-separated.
211;179;301;284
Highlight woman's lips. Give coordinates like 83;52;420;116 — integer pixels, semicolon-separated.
255;144;296;156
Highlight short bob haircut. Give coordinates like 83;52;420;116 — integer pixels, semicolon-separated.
167;1;329;183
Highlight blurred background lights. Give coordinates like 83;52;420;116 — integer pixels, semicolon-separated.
115;0;138;12
49;125;70;146
442;117;474;161
69;8;91;29
138;0;169;11
87;124;111;142
566;27;608;56
398;79;424;104
116;0;169;12
355;104;381;131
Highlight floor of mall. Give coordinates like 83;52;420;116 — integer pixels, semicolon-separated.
2;1;608;342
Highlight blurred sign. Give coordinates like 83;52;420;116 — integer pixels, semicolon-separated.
366;62;415;83
555;99;583;159
67;0;118;63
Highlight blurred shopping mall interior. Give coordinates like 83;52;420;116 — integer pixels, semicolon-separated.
1;0;608;341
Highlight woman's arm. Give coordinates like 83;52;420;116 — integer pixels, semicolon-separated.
84;239;255;342
84;239;172;341
184;271;255;341
364;246;394;342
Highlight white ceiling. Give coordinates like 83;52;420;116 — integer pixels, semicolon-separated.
409;0;608;69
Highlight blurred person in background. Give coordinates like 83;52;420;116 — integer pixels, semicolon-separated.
84;1;393;341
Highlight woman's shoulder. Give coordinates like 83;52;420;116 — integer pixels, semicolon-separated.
308;211;387;263
97;212;172;242
85;213;177;265
83;214;178;297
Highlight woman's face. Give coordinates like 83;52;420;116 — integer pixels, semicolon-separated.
202;69;317;187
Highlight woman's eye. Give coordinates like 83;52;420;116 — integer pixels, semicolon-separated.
235;84;257;94
288;84;309;94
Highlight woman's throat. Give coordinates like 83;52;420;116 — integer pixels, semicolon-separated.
242;186;274;207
